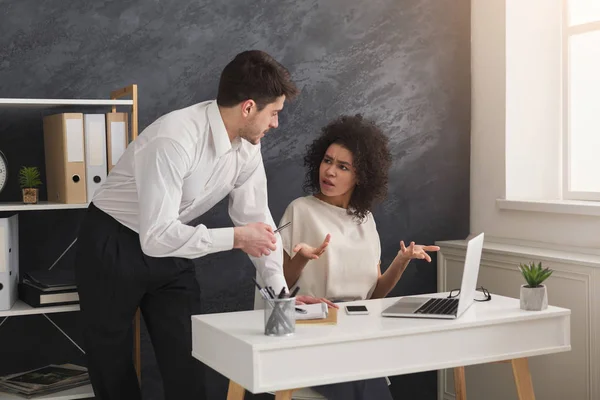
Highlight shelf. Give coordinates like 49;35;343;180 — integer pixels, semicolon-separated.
0;84;140;384
0;384;93;400
0;98;133;108
0;301;79;318
0;202;89;212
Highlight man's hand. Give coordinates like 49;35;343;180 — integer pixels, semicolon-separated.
296;295;338;309
233;223;277;257
292;234;331;260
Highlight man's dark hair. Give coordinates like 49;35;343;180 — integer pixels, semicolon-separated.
303;114;392;222
217;50;299;110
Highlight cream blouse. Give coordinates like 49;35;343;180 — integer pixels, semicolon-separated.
279;195;380;301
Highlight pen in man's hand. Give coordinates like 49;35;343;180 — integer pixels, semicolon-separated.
274;221;291;234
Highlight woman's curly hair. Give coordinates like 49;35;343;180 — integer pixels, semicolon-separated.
303;114;392;222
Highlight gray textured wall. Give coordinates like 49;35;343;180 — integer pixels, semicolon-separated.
0;0;470;399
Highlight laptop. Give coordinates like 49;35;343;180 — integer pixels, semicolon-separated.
381;232;485;319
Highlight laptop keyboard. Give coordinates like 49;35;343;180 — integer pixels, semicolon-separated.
415;298;458;315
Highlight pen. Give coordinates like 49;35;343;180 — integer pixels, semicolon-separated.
252;277;263;293
274;221;291;234
253;279;276;304
289;286;300;298
277;287;286;299
253;276;301;333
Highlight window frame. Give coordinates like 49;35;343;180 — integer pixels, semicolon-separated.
562;1;600;201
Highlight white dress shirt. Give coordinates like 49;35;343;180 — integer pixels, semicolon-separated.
92;100;287;293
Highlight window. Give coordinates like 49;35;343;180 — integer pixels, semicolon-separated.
563;1;600;200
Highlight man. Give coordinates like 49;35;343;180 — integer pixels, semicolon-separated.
74;50;333;400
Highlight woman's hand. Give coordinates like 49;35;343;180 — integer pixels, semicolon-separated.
397;241;440;263
295;295;338;309
292;234;331;260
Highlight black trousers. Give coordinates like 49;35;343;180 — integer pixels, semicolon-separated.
74;203;205;400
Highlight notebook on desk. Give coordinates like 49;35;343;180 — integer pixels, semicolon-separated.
296;303;338;325
381;232;484;320
295;302;327;320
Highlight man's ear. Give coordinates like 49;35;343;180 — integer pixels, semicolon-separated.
241;100;256;117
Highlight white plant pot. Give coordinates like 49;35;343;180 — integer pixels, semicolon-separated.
520;284;548;311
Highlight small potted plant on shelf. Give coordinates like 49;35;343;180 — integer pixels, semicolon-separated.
518;261;553;311
19;166;42;204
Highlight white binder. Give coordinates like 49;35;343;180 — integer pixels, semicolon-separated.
106;112;128;171
83;114;108;201
0;214;19;311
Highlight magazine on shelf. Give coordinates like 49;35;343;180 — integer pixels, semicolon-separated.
0;364;89;398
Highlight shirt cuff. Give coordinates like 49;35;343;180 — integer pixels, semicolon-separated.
262;274;289;296
209;228;234;253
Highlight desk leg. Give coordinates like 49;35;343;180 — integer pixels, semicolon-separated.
511;358;535;400
227;380;245;400
274;389;295;400
453;366;467;400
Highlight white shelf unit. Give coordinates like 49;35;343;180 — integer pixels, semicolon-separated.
0;99;134;107
0;92;138;211
0;202;89;212
0;302;88;400
0;86;141;399
0;384;93;400
0;301;79;318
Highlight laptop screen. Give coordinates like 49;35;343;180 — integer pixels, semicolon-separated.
456;233;485;316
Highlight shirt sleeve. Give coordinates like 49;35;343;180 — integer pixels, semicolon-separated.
134;137;234;258
228;148;288;294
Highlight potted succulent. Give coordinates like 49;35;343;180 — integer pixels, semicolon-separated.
19;166;42;204
518;261;553;311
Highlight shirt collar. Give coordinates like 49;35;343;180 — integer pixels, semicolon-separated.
207;100;233;158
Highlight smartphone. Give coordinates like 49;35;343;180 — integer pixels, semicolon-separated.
345;305;369;315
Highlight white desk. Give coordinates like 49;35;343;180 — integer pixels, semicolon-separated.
191;294;571;400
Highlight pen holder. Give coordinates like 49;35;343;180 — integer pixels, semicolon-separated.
264;297;296;337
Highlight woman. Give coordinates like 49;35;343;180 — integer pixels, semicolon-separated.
279;114;439;400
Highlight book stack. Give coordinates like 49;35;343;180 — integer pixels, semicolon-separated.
0;364;89;398
18;269;78;308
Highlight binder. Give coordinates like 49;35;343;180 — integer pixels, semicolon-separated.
0;214;19;311
105;112;128;171
43;113;87;204
83;114;107;200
